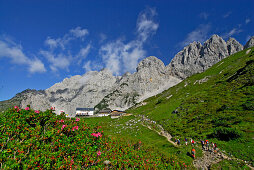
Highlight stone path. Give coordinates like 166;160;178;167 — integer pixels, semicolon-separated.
141;122;178;147
193;149;224;169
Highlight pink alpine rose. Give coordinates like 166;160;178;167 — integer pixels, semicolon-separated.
35;110;40;113
25;107;30;111
61;125;67;130
97;151;101;156
75;118;80;122
91;132;102;137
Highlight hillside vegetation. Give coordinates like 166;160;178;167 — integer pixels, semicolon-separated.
0;107;186;169
127;47;254;166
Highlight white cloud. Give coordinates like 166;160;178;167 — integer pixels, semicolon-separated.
137;7;159;42
245;18;251;24
83;60;92;72
222;28;242;39
82;60;103;73
0;40;28;64
76;44;91;63
100;7;158;75
100;40;122;75
199;12;209;20
28;58;46;73
40;50;70;72
122;41;145;72
42;26;90;72
223;12;231;18
180;24;211;47
0;39;46;73
70;27;89;39
100;38;147;75
44;26;89;50
45;37;58;49
99;33;107;43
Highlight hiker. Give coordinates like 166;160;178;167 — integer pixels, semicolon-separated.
191;148;196;159
185;138;188;146
201;140;205;150
214;143;217;152
177;139;180;145
205;140;209;151
211;142;215;152
191;139;195;146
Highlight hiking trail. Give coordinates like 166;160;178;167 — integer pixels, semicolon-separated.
137;115;178;146
193;149;225;169
136;115;254;169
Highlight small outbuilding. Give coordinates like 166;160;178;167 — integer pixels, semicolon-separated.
110;110;126;119
97;108;112;117
76;108;94;117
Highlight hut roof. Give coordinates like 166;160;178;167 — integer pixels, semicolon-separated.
76;108;94;111
98;108;112;113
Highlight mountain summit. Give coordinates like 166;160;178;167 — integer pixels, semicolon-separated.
168;34;243;79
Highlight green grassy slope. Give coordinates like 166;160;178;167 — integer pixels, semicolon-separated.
82;115;198;168
127;47;254;165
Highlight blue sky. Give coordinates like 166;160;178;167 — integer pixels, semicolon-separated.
0;0;253;101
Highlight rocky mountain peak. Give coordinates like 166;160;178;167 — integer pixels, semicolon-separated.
99;68;113;75
136;56;165;72
244;36;254;49
202;34;227;52
169;34;243;79
209;34;222;41
226;37;243;55
122;72;131;77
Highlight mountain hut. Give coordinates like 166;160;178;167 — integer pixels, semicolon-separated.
76;108;94;117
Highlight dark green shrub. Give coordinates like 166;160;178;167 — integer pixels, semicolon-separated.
156;99;163;105
211;127;243;141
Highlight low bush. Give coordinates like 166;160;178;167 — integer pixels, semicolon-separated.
210;127;243;141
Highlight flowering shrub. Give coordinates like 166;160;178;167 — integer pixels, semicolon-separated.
0;106;185;169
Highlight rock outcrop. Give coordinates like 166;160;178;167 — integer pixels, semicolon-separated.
96;56;181;111
227;38;243;55
244;36;254;49
21;56;181;116
168;35;243;79
16;35;251;116
21;69;117;116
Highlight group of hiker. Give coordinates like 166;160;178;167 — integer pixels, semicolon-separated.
175;138;218;159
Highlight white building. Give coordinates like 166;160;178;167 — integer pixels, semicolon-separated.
75;108;94;116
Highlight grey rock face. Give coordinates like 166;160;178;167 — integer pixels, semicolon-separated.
244;36;254;49
227;38;243;55
21;59;181;116
169;35;243;79
21;69;117;116
98;56;181;110
168;41;202;79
